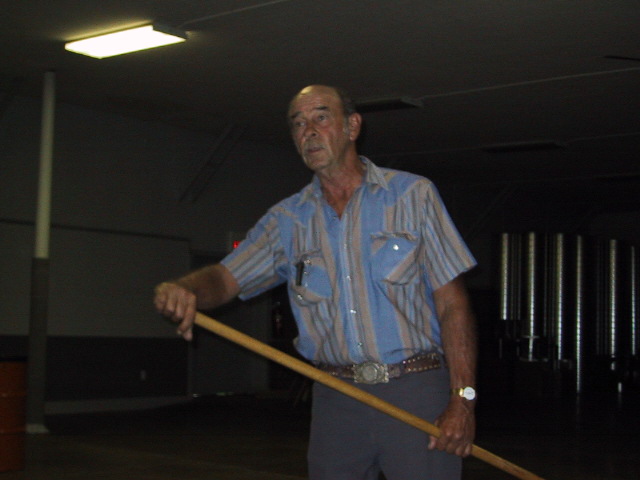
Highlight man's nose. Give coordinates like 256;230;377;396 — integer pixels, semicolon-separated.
303;124;317;138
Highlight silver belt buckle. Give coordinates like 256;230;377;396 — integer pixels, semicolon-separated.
353;361;389;384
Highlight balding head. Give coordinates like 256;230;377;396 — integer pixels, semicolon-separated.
288;85;357;125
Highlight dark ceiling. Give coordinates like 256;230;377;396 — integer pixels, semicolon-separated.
2;0;640;222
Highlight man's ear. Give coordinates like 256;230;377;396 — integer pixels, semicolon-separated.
348;113;362;141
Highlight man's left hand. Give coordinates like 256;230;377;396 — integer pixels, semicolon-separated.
427;399;476;457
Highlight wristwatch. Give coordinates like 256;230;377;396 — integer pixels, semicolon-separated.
452;386;476;400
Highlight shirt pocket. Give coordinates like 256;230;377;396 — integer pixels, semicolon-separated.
370;231;420;285
290;249;333;305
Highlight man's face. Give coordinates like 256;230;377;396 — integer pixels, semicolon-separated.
288;86;357;173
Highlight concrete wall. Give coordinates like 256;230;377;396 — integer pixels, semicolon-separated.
0;95;309;411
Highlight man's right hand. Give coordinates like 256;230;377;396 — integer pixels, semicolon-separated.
154;282;197;341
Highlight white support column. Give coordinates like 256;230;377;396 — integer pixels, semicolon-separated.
26;70;56;433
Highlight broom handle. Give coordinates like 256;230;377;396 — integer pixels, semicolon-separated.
194;312;545;480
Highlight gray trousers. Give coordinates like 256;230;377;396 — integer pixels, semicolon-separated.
307;366;461;480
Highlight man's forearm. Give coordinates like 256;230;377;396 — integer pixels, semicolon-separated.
442;310;477;397
434;276;478;393
173;263;240;310
429;275;478;457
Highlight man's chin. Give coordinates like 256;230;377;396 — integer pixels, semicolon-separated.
304;155;327;171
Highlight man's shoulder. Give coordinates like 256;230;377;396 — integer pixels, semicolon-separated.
376;165;434;194
363;157;432;189
266;182;315;215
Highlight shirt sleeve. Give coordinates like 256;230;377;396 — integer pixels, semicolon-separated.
421;181;477;290
220;209;288;300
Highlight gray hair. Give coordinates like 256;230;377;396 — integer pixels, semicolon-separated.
333;86;357;117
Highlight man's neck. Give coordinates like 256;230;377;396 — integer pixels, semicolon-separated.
317;156;365;217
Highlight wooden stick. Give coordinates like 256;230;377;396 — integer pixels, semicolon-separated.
195;312;546;480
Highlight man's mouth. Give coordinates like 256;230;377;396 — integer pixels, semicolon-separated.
305;144;324;154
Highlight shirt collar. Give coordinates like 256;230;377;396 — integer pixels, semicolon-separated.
361;156;389;190
298;156;389;205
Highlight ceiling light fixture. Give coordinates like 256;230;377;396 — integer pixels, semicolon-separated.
65;24;187;59
604;55;640;62
356;96;424;113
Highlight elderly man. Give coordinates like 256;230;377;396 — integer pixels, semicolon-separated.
155;85;478;480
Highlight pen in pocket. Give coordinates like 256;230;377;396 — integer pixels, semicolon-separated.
295;260;304;286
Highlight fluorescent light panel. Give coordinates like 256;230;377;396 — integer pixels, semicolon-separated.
65;24;187;59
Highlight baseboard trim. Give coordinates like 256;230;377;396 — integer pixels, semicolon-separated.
45;395;192;415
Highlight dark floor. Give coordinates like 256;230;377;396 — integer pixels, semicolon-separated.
2;389;639;480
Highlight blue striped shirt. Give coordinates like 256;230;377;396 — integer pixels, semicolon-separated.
221;157;476;365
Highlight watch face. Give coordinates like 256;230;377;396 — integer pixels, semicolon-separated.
462;387;476;400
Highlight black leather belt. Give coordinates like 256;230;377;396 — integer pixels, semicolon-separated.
317;352;442;384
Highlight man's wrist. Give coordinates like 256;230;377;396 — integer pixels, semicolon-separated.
451;386;476;401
